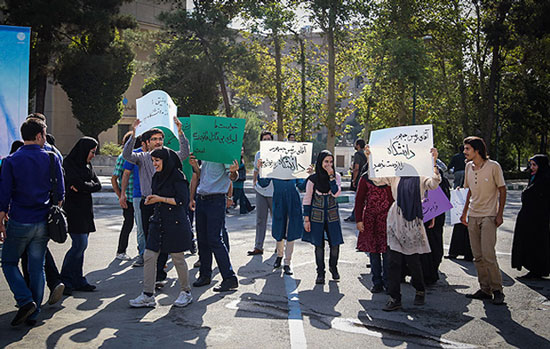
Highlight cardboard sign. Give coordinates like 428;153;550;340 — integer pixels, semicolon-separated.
259;141;313;179
450;188;469;225
422;187;453;223
190;114;245;164
368;124;434;177
135;90;179;137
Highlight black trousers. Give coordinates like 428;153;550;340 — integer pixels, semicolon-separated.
140;198;168;281
314;222;339;275
388;249;425;301
117;201;135;254
22;248;62;291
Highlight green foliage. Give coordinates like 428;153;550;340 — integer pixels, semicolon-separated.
100;142;122;156
234;109;265;163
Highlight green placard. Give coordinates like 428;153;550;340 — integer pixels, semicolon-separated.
158;117;193;184
190;114;245;164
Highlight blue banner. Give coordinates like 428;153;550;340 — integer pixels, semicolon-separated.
0;25;30;158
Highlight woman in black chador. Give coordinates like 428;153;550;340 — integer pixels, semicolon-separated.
512;154;550;279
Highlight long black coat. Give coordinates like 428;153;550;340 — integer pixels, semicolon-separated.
63;162;101;234
511;174;550;276
146;179;193;253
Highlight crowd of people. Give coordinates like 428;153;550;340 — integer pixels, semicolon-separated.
1;113;549;326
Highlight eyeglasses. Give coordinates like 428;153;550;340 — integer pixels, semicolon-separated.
149;137;163;142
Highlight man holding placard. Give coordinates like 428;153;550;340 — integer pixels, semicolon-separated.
123;117;190;286
460;136;507;305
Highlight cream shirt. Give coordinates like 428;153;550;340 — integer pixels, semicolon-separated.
464;160;505;217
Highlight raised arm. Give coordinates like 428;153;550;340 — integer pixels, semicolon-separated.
122;119;141;165
174;117;190;162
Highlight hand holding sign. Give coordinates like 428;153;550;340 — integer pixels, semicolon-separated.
135;90;179;137
259;141;313;179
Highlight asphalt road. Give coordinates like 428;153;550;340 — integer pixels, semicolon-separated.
1;190;549;348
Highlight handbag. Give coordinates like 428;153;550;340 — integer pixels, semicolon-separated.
47;152;68;243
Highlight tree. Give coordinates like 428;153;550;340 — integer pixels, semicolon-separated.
55;2;136;141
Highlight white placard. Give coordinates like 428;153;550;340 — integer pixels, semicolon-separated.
135;90;179;136
368;124;434;177
259;141;313;179
450;188;469;225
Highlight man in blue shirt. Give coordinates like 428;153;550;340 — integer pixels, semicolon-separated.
189;157;239;292
0;118;65;326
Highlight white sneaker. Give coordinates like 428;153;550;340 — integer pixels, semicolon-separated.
116;253;132;261
129;293;156;308
173;291;193;307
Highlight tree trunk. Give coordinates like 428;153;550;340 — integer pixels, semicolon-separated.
326;11;336;154
274;32;284;140
218;67;232;118
300;38;307;142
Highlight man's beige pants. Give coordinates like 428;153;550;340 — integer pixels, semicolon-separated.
468;216;503;294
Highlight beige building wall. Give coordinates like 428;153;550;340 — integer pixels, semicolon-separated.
45;1;177;154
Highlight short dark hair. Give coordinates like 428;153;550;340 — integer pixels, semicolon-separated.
21;118;46;141
26;113;46;122
355;139;365;149
46;133;56;146
260;130;273;141
122;131;132;146
142;128;164;143
134;135;143;149
463;136;488;160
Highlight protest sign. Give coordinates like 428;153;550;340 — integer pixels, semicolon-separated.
135;90;178;137
450;188;469;225
190;114;245;164
259;141;313;179
422;187;453;223
368;124;434;177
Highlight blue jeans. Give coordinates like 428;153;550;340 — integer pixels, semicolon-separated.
61;233;89;290
370;252;389;288
133;197;145;256
196;195;235;280
1;219;48;319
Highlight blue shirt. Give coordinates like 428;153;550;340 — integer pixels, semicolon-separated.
123;148;142;198
0;144;65;223
197;161;232;195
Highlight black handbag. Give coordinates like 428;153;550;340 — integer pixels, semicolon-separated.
46;152;68;243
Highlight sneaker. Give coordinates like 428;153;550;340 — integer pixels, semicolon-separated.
116;253;132;261
129;293;156;308
492;290;505;305
133;255;144;267
174;291;193;307
370;284;384;294
383;297;402;312
414;291;425;305
48;283;65;305
466;289;492;300
283;265;293;275
11;301;37;326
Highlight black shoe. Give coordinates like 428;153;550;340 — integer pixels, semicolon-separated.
273;256;282;269
518;272;542;280
444;255;457;260
414;291;425;305
329;267;340;281
190;241;197;255
213;277;238;292
315;274;325;284
25;318;37;326
283;265;293;275
370;284;384;293
248;206;256;213
192;276;211;287
466;289;492;300
63;287;73;296
76;284;96;292
344;216;355;222
11;302;36;326
383;297;402;311
492;290;505;305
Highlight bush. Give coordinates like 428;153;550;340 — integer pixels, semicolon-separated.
100;142;122;156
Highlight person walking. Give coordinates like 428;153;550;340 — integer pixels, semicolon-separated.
366;145;441;311
345;139;367;222
233;149;255;214
355;163;394;293
511;154;550;279
189;156;240;292
0;118;65;326
129;147;194;308
60;137;102;295
112;132;135;261
460;136;507;305
247;131;274;256
302;150;343;284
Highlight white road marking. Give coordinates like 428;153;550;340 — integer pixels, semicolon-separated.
284;274;307;348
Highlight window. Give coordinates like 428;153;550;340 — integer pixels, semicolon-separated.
336;155;345;168
118;124;130;145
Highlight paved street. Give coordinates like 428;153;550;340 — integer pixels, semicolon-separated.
1;190;549;348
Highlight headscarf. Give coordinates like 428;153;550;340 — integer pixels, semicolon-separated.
307;150;334;193
528;154;550;186
150;147;185;196
397;176;423;222
63;136;98;179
